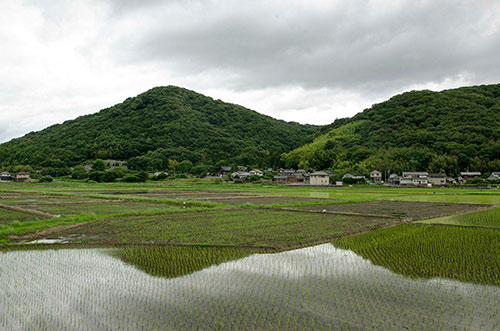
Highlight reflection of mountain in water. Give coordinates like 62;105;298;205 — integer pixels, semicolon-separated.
1;245;499;330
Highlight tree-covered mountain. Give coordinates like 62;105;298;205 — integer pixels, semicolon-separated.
0;86;319;170
282;84;500;177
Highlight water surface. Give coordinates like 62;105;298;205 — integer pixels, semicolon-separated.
1;245;499;330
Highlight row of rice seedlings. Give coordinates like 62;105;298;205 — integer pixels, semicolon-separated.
1;245;500;330
333;224;500;286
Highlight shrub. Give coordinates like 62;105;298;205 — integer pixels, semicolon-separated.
102;171;117;183
39;175;53;183
88;171;105;182
122;175;142;182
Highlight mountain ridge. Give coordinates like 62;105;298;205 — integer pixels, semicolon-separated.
282;83;500;176
0;86;319;170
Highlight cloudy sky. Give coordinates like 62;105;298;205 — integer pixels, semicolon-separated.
1;0;500;143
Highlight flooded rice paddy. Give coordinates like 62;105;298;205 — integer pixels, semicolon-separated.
1;245;499;330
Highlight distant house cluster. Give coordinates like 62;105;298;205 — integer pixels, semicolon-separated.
0;171;31;182
217;165;499;187
273;169;312;184
218;166;335;186
216;166;266;179
230;167;264;179
273;169;333;185
366;171;490;186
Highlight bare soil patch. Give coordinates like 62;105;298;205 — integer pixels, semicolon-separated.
283;200;489;220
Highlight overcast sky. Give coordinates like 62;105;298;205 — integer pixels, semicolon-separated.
1;0;500;143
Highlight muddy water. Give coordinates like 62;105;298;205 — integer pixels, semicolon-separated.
1;245;499;330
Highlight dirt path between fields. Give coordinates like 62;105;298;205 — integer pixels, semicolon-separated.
8;223;85;242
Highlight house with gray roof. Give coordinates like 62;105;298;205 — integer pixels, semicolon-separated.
0;171;12;181
459;172;482;183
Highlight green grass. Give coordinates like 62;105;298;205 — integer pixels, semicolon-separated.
0;207;46;224
418;207;500;229
333;224;500;286
28;201;187;216
52;208;397;249
0;214;102;246
395;193;500;205
116;246;266;278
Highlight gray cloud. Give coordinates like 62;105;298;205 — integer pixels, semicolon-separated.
1;0;500;143
109;0;500;94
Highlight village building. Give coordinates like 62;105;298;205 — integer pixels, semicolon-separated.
231;171;251;179
389;174;400;186
459;172;482;183
309;171;330;185
273;169;310;184
237;166;248;172
282;169;296;176
273;174;291;184
447;177;457;185
249;169;264;176
342;173;366;182
15;172;31;181
487;172;500;181
218;166;232;177
370;170;382;184
0;171;12;181
153;171;168;177
400;172;429;186
428;173;447;186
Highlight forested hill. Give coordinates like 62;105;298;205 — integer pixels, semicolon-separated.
0;86;319;169
282;84;500;176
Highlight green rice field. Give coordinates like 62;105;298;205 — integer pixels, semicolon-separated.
1;179;500;329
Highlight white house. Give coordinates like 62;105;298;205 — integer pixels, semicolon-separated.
370;170;382;184
249;169;264;176
309;171;330;185
400;172;428;186
231;171;251;179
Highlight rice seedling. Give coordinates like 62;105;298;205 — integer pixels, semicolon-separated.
50;208;397;248
0;207;46;224
333;224;500;286
419;206;500;229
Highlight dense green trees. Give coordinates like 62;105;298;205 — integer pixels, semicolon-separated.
2;83;500;176
0;86;318;170
283;84;500;177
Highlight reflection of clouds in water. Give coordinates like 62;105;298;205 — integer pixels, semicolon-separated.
1;246;500;330
210;244;373;279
